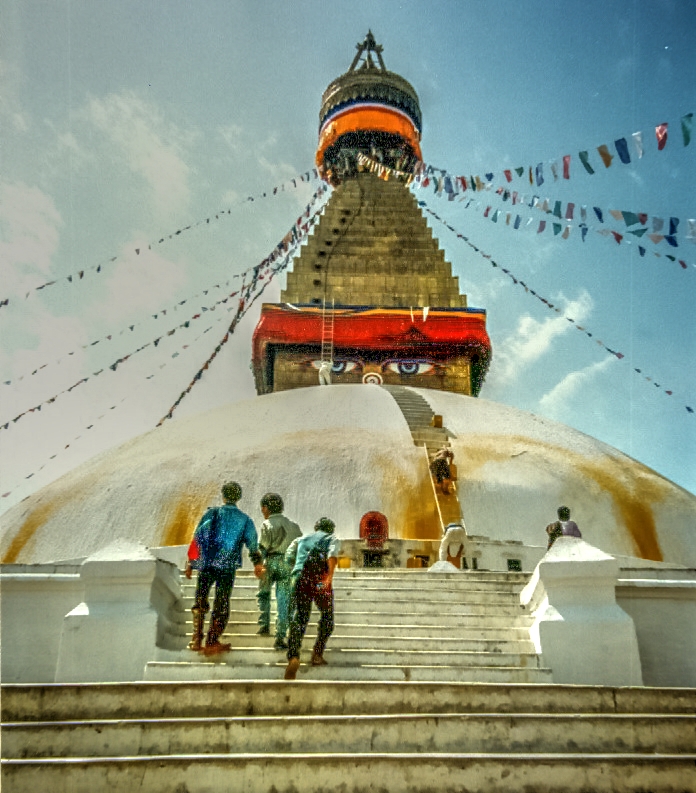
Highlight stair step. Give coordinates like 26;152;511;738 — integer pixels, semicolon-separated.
176;621;534;641
4;752;693;793
172;633;536;653
206;610;533;627
154;646;542;667
5;713;693;759
143;661;554;684
5;681;693;721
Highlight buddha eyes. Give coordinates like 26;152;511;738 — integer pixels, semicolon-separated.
311;360;359;373
309;360;436;375
386;361;434;375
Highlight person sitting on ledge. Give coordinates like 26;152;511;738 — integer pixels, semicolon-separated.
545;505;582;550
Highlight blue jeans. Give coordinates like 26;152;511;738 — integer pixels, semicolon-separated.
257;555;291;639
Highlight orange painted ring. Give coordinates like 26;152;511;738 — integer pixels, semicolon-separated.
316;105;422;168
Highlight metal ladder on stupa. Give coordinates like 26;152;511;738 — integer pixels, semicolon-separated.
381;385;463;530
320;298;335;370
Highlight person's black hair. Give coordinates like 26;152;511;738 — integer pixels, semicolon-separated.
222;481;242;503
260;492;284;515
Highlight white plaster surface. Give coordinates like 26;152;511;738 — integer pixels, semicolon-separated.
428;560;461;573
1;385;694;568
54;542;166;683
521;537;643;686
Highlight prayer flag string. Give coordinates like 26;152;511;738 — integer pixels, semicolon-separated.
356;153;695;271
419;200;693;416
1;309;234;500
155;193;328;425
0;168;322;311
1;183;329;431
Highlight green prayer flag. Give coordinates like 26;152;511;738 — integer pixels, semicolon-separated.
622;211;640;226
553;223;562;235
579;151;595;174
515;166;525;177
681;113;693;146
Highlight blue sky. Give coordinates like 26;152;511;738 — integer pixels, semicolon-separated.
1;0;695;513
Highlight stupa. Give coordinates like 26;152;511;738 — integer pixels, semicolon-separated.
252;31;490;398
1;34;695;570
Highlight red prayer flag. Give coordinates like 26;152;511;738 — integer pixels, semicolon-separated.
504;170;512;182
562;155;571;179
655;123;668;151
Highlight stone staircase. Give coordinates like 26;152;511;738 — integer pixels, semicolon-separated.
3;678;695;792
382;384;462;527
146;568;551;683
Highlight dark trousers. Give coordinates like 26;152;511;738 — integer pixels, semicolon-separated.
194;568;236;643
287;575;334;660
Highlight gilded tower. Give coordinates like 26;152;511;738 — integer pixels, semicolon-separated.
252;33;491;396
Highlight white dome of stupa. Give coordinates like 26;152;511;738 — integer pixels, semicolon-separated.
1;384;694;566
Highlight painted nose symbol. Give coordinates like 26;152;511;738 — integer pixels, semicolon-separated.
362;372;383;385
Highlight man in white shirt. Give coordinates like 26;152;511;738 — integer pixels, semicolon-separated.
256;493;302;651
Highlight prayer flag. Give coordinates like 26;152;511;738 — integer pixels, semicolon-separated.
553;223;562;236
632;131;643;158
580;224;588;242
593;207;604;223
537;220;546;233
515;166;525;178
665;236;678;247
579;151;595;174
562;155;570;179
504;169;513;182
597;144;614;167
614;138;631;164
652;217;664;233
681;112;694;146
553;201;562;218
565;203;575;220
562;226;571;239
611;232;623;244
669;217;679;235
655;123;668;150
610;210;623;222
514;215;521;229
550;161;558;181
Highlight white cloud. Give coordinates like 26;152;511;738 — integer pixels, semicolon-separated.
87;239;188;325
85;92;194;221
539;355;616;418
491;290;593;385
0;182;63;292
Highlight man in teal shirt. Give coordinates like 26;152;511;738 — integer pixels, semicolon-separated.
185;482;263;655
284;517;340;680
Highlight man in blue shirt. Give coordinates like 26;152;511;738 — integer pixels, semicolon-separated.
284;517;340;679
185;481;263;655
